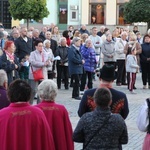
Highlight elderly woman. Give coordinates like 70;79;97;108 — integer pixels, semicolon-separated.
0;69;10;109
101;33;116;66
36;79;74;150
73;87;128;149
29;39;51;104
43;39;54;79
80;38;97;94
68;37;84;100
55;37;69;89
0;79;55;150
0;40;20;85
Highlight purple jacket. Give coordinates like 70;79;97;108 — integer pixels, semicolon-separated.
81;45;96;72
0;86;10;109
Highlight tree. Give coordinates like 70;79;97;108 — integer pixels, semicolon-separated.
124;0;150;30
8;0;49;29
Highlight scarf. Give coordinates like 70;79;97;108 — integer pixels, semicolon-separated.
5;50;14;61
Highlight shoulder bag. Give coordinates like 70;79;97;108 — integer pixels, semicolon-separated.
82;115;111;150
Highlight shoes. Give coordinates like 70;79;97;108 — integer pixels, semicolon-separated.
129;90;137;94
80;91;84;95
72;96;81;100
65;87;69;90
122;83;127;85
70;84;73;87
133;86;137;89
143;85;146;89
116;83;121;86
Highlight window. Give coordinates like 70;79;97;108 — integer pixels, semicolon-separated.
117;0;130;25
90;4;105;24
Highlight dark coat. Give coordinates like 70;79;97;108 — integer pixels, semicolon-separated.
39;32;46;42
79;28;90;35
68;45;83;75
0;86;10;109
55;46;69;66
50;39;58;56
14;36;33;61
0;52;21;85
140;43;150;63
78;88;129;119
73;107;128;149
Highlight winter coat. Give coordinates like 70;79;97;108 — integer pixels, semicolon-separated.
101;40;116;63
140;43;150;63
0;51;21;85
29;50;50;80
115;39;127;60
73;107;128;150
14;36;33;61
68;45;83;75
126;55;139;73
81;45;96;72
124;41;142;65
55;46;69;66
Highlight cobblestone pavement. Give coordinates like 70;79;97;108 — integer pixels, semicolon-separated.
49;72;149;150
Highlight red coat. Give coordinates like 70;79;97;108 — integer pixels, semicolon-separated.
0;102;55;150
36;101;74;150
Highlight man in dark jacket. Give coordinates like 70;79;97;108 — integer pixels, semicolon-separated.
78;64;129;120
14;27;33;79
0;69;10;109
68;37;85;100
79;24;90;35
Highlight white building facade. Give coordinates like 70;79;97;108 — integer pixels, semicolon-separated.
43;0;132;29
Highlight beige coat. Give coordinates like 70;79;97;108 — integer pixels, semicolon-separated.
124;41;142;65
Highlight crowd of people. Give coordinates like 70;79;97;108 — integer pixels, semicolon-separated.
0;23;150;149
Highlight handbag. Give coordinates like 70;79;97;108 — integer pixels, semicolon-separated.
82;115;111;150
31;66;44;81
137;98;150;132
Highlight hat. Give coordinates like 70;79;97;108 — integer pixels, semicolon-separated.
0;31;4;39
72;37;81;44
99;64;117;81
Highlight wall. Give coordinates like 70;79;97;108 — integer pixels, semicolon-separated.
43;0;58;25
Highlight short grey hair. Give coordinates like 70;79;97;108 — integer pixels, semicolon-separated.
0;69;8;86
85;38;92;45
43;39;51;47
59;37;66;44
37;79;58;101
72;37;81;44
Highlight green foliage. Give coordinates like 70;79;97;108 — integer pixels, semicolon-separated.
124;0;150;24
8;0;49;21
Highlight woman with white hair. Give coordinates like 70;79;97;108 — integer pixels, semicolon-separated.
80;38;97;94
55;37;69;89
35;79;74;150
43;39;54;79
0;69;10;109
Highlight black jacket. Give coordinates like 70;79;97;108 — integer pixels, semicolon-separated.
0;52;21;85
55;46;69;65
14;36;33;61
